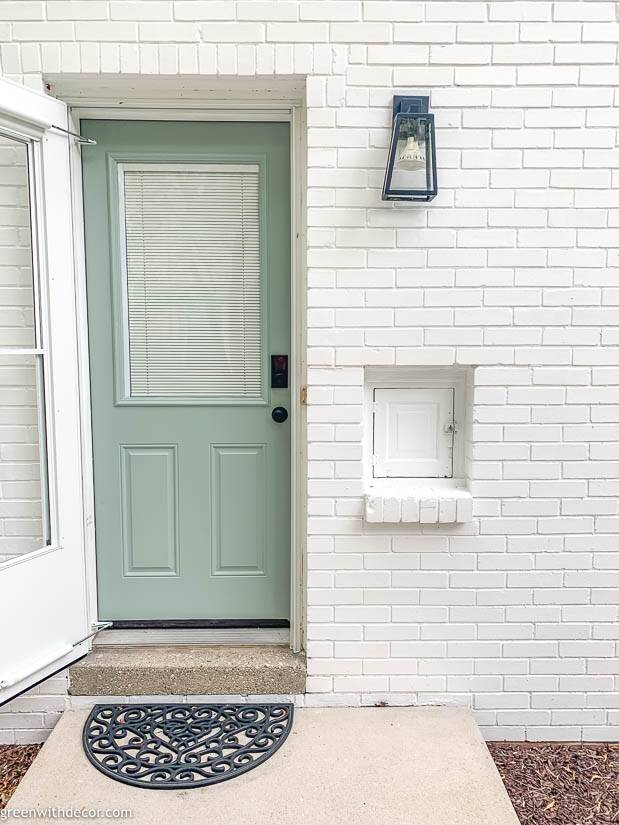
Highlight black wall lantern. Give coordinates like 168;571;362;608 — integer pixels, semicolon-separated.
382;95;437;202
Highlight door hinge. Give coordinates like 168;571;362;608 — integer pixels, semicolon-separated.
300;385;307;405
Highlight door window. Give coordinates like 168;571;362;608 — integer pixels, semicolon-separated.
119;163;263;402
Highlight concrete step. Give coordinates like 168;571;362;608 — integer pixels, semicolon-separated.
69;645;306;696
7;706;519;825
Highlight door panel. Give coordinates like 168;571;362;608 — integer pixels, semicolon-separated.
211;445;266;576
120;445;179;577
82;120;291;621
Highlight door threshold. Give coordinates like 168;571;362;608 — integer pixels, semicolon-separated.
111;619;290;629
96;627;290;647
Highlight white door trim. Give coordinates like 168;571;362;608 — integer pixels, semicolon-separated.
67;100;306;654
70;106;295;120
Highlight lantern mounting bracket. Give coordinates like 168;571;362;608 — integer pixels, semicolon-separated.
392;95;429;118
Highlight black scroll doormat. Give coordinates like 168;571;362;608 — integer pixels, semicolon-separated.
83;703;294;789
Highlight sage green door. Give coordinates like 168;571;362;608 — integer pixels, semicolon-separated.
82;120;291;621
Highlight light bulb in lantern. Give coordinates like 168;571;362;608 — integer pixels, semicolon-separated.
398;135;426;171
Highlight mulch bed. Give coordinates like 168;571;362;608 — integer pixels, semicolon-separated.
488;743;619;824
0;745;41;810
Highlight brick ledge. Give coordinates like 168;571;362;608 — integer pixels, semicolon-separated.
364;486;473;524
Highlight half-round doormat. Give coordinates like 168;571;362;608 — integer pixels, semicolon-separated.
83;703;294;789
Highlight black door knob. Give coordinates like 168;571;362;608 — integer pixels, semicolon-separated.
272;406;288;423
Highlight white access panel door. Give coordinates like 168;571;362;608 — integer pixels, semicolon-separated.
373;387;454;478
0;77;90;705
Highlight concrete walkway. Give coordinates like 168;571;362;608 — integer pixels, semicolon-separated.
8;706;519;825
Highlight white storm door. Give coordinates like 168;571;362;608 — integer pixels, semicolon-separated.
0;77;90;704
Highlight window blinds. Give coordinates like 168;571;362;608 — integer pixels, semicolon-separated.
122;165;262;399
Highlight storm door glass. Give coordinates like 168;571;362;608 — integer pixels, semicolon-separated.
0;133;51;562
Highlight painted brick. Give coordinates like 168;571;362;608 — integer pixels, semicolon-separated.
48;2;108;20
12;21;73;39
0;3;43;20
239;2;298;21
0;0;618;744
111;2;170;20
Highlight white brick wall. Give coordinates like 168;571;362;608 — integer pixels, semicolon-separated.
1;0;618;742
0;672;66;745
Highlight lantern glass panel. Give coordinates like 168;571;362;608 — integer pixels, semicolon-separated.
383;112;436;201
392;115;432;192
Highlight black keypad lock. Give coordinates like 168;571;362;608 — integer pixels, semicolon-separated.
271;354;288;389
